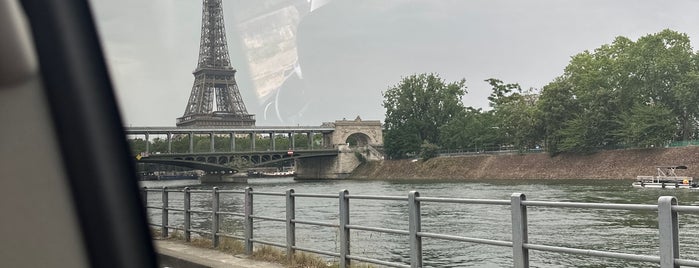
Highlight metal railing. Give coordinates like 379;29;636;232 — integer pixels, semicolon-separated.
143;187;699;268
438;147;545;157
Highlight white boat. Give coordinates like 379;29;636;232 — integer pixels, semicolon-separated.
247;166;295;178
632;165;698;189
260;170;295;177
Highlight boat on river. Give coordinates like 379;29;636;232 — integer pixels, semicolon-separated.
246;167;295;178
632;165;698;189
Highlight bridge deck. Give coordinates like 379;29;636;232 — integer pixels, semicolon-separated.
125;126;334;134
137;149;339;170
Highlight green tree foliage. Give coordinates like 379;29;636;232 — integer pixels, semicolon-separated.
383;121;421;158
557;115;602;154
127;139;147;155
486;79;541;152
383;29;699;157
536;79;579;155
419;141;440;160
382;73;467;158
616;104;676;148
439;108;499;151
538;29;699;153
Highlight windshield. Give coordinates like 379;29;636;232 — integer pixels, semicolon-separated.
89;0;699;127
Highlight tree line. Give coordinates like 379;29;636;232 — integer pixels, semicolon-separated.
383;29;699;159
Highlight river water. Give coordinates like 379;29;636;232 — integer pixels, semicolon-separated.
141;178;699;267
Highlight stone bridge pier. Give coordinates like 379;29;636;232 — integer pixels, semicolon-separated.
296;117;383;180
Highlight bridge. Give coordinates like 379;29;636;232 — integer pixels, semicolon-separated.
125;125;335;154
126;117;384;181
136;149;339;182
120;1;385;182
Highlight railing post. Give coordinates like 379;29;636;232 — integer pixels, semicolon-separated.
286;189;296;263
658;196;679;268
161;187;168;238
184;187;191;242
212;187;220;247
339;189;350;268
408;191;423;268
244;187;254;254
511;193;529;268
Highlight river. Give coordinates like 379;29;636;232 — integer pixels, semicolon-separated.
141;178;699;268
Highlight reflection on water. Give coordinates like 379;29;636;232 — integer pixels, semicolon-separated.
141;178;699;267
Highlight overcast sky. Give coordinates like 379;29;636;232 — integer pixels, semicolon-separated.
90;0;699;127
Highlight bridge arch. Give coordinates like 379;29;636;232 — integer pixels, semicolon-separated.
330;117;383;147
345;132;371;147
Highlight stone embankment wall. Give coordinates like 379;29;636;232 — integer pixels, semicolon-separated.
349;147;699;180
296;145;383;180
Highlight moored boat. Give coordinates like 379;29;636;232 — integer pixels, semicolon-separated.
632;165;698;189
246;166;295;178
260;170;295;177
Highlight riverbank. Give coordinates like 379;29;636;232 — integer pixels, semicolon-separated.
349;146;699;180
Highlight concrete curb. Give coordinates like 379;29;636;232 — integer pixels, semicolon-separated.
155;240;283;268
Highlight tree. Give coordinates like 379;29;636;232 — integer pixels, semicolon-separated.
486;79;541;152
127;139;147;155
439;107;499;151
558;37;632;151
616;104;676;148
557;113;607;154
626;29;698;140
419;141;439;160
382;73;467;159
536;79;579;155
538;29;699;153
383;125;421;159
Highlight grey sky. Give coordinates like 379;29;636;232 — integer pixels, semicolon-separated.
90;0;699;127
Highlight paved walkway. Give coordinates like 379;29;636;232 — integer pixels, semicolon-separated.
155;239;284;268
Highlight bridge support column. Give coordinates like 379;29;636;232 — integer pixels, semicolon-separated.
323;133;332;149
230;132;235;152
307;132;313;149
145;133;150;154
295;145;360;180
250;133;256;151
290;133;295;150
271;132;276;151
210;133;215;152
167;133;172;153
188;132;193;153
200;173;247;183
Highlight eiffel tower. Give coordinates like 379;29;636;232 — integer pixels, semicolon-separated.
177;0;255;127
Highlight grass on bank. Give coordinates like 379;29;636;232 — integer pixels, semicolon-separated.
152;229;374;268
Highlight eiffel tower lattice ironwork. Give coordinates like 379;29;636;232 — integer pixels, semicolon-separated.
177;0;255;127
